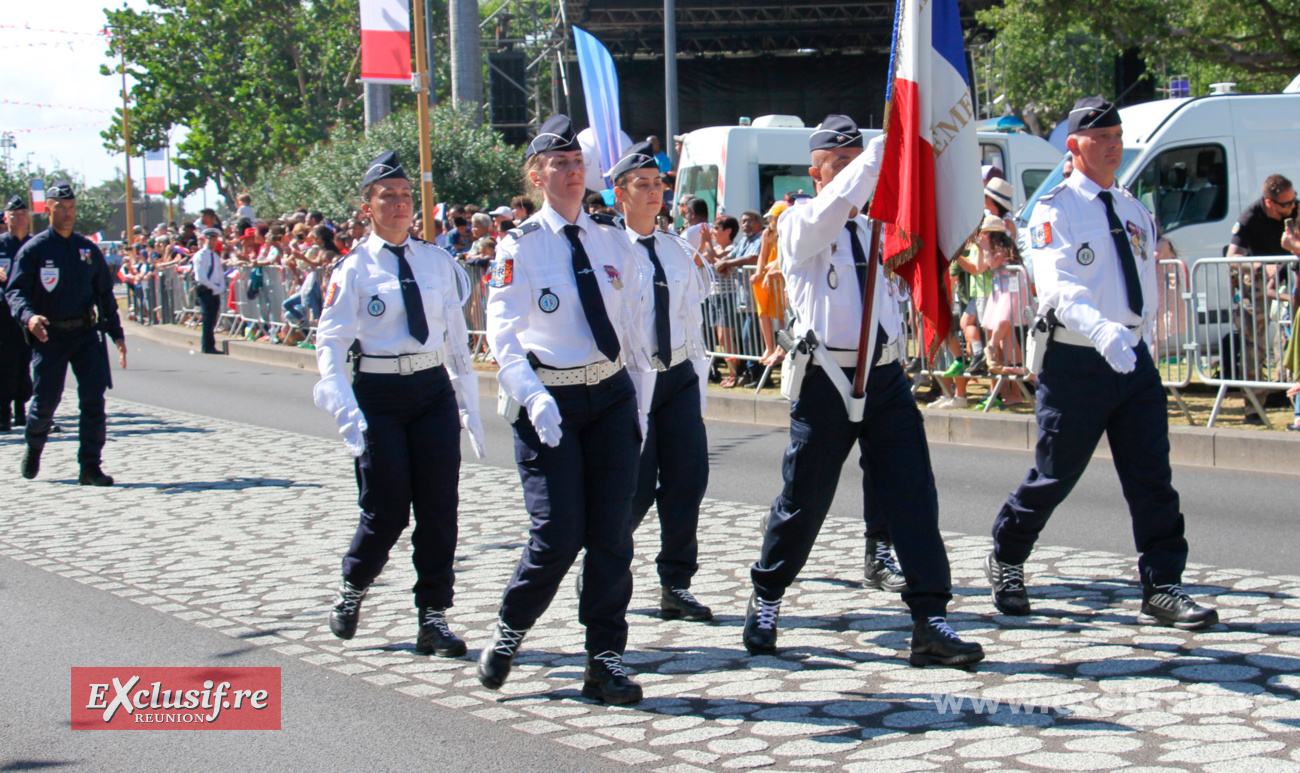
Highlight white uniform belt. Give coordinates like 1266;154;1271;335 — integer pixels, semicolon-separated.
535;359;623;386
813;345;900;369
357;350;444;375
651;345;690;371
1050;324;1142;348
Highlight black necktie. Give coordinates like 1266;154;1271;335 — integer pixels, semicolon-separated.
639;236;673;363
846;221;887;366
384;243;429;344
563;224;621;362
1096;191;1144;317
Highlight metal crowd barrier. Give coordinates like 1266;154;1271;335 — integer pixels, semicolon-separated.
462;263;491;358
1189;255;1297;428
703;265;794;393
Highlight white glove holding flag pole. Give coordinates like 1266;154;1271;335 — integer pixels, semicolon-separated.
314;375;368;457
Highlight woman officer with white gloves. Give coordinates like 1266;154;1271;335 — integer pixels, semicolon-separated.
313;151;485;658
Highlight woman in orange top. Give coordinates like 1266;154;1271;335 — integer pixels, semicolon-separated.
752;201;789;367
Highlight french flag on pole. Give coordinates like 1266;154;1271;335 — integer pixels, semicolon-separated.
144;150;167;195
868;0;983;359
30;178;45;214
358;0;411;84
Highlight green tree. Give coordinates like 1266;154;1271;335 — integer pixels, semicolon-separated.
977;0;1300;135
101;0;409;208
0;166;116;236
259;102;524;221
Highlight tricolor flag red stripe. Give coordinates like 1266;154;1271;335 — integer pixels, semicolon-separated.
144;150;167;195
30;178;45;214
359;0;411;84
868;0;983;359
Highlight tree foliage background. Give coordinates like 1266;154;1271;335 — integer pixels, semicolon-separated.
258;103;523;221
1;167;118;236
975;0;1299;135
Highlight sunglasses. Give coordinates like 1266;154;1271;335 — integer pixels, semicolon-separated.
1270;198;1297;210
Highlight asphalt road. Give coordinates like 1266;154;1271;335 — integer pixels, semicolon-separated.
107;335;1297;576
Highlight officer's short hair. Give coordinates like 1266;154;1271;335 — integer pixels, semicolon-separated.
689;198;709;219
1264;174;1293;200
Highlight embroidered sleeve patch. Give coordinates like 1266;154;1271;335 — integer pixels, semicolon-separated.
324;282;339;307
489;259;514;288
1030;223;1053;249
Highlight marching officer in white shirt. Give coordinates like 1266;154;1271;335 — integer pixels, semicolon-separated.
744;115;983;668
988;97;1218;630
314;151;485;657
191;227;225;354
478;115;654;705
609;141;716;622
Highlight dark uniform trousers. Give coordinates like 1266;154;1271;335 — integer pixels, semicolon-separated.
753;360;952;619
499;369;639;655
27;329;109;464
0;321;33;412
631;358;709;589
992;341;1187;586
345;366;461;609
195;286;220;353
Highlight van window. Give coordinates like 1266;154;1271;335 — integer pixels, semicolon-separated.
1129;144;1228;232
759;164;815;214
1022;169;1050;201
980;143;1005;173
675;165;719;229
1017;150;1140;226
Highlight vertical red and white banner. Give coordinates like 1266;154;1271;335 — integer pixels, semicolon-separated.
868;0;984;358
359;0;412;84
144;150;167;195
29;178;46;214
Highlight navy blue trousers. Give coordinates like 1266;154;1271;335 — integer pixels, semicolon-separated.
499;370;640;654
992;342;1187;586
344;366;462;609
753;361;952;618
195;286;220;353
27;330;109;465
631;359;709;589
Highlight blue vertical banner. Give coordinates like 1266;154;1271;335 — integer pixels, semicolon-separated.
573;26;622;188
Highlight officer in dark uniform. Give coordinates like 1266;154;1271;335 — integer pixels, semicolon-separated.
609;142;715;622
0;196;34;431
314;151;485;657
988;97;1218;630
6;181;126;485
744;116;982;668
478;116;655;705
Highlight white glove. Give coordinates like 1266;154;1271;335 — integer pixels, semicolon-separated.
525;393;563;448
337;406;368;457
1089;321;1138;373
462;411;486;459
865;133;886;171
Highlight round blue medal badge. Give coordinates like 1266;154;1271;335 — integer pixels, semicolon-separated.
367;295;386;316
1076;243;1096;266
538;288;559;313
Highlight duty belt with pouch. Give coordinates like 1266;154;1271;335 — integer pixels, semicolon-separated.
777;326;811;401
497;352;625;422
1025;310;1056;376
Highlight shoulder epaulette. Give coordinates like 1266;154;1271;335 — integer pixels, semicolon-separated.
589;213;624;229
1037;180;1068;204
506;221;542;240
331;247;361;271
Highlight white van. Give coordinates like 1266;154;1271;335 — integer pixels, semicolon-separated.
1018;88;1300;351
674;115;1062;224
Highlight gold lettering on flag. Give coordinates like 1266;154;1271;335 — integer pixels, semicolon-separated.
930;91;975;157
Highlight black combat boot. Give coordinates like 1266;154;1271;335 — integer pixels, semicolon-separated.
581;651;643;705
1140;584;1219;631
328;579;368;640
660;587;713;622
909;616;985;668
985;552;1031;616
78;464;115;486
20;442;42;480
415;607;467;657
742;592;782;655
477;619;529;690
864;536;907;592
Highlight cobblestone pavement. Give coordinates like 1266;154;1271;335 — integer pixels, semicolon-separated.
4;397;1300;772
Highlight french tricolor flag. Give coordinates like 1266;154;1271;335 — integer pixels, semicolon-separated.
359;0;411;84
145;150;167;195
30;178;45;214
868;0;983;359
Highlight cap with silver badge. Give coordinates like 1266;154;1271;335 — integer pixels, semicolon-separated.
526;115;580;159
809;114;863;151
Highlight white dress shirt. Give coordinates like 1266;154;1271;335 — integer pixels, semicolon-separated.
1027;171;1158;343
191;247;225;293
778;150;902;352
487;205;653;382
627;228;712;357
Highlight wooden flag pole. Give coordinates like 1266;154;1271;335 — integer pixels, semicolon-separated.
850;101;896;402
411;0;435;240
118;44;135;246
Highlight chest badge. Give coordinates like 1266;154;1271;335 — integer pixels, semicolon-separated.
538;288;559;313
827;265;839;289
79;248;92;264
603;265;623;290
1126;220;1148;258
1076;243;1096;266
366;295;386;316
40;266;59;291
